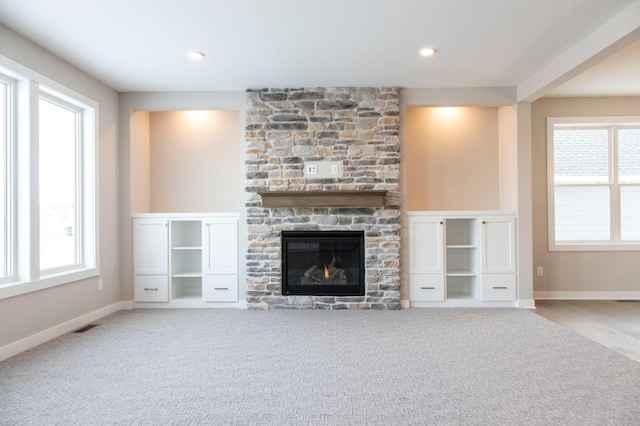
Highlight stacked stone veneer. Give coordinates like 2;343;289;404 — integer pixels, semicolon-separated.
245;87;400;310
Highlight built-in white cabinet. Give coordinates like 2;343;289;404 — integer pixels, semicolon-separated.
408;212;517;306
133;218;169;302
133;214;239;307
202;218;239;302
480;215;517;301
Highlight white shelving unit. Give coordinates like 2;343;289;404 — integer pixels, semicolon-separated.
408;211;517;307
132;213;240;308
445;218;478;299
170;220;203;301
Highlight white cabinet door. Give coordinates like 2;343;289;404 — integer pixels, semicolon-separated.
133;218;168;275
203;218;238;275
203;275;238;302
481;216;516;274
409;216;444;274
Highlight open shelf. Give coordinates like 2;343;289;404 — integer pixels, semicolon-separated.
171;220;202;248
171;276;202;300
446;276;478;299
445;218;479;300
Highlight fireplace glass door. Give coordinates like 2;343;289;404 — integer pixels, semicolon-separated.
281;231;365;296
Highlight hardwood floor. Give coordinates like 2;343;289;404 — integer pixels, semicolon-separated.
534;300;640;363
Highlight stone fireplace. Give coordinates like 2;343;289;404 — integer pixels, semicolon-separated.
244;87;400;309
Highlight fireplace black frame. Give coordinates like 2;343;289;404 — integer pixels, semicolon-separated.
281;230;365;296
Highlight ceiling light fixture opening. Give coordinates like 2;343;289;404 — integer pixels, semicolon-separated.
187;51;205;60
419;48;436;57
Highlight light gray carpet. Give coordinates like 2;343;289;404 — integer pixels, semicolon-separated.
1;308;639;425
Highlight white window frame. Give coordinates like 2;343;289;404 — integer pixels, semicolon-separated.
0;55;99;300
547;116;640;251
0;72;15;284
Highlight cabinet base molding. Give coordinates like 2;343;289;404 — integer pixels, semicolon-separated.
410;300;519;308
133;301;245;309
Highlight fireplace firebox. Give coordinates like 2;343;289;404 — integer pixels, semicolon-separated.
281;231;365;296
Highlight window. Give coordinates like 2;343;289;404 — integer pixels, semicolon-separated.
0;75;14;282
39;95;82;273
0;58;98;300
547;117;640;251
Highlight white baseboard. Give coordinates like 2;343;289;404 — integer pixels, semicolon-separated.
0;301;127;362
403;298;534;309
534;291;640;300
517;298;536;309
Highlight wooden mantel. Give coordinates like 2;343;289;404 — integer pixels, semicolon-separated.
257;190;387;208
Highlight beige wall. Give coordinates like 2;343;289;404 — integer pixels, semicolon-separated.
147;110;240;213
130;111;150;213
406;106;500;211
532;96;640;296
498;106;519;211
0;24;120;348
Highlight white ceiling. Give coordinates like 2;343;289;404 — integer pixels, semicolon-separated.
545;39;640;97
0;0;638;97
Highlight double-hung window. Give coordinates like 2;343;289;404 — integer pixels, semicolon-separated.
0;57;97;300
547;117;640;251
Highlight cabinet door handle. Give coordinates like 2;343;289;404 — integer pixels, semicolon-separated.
144;287;159;291
214;287;229;291
421;286;436;290
492;286;508;289
482;221;486;224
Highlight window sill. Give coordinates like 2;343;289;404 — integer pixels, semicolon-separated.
0;267;99;300
549;243;640;252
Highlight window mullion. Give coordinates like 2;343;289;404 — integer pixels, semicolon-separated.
14;79;41;282
610;126;621;242
0;75;15;284
75;112;83;265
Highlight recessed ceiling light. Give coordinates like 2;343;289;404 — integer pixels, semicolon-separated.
419;48;436;57
187;51;205;60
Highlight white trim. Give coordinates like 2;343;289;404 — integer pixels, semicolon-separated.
400;299;410;309
410;300;519;308
132;212;240;219
132;301;244;309
0;55;99;300
0;268;99;299
517;298;536;309
534;291;640;300
0;301;127;362
407;210;516;217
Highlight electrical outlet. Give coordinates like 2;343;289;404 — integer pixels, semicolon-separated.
536;267;543;277
306;164;317;175
98;279;103;290
331;164;340;175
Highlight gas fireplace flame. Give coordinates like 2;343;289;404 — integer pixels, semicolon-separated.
324;264;329;280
